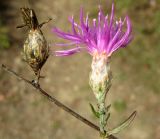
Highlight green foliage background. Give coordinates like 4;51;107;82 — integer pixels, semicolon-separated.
0;21;10;49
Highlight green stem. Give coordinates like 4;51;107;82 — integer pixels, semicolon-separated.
97;94;107;137
96;87;111;138
99;101;106;134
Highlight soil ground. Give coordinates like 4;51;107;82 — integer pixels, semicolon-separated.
0;0;160;139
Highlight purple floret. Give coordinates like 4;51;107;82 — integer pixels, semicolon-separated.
53;2;132;57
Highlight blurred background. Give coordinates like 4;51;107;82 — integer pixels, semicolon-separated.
0;0;160;139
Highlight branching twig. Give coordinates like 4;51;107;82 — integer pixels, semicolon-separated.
1;64;117;139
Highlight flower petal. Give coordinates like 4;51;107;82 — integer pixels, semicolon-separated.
54;47;82;56
110;16;132;53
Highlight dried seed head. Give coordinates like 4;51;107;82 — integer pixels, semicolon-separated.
17;8;51;83
23;29;49;76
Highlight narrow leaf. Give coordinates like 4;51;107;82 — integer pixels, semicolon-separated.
89;103;100;118
105;113;111;123
106;104;111;112
107;111;137;136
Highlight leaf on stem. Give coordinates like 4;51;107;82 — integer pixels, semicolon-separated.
89;103;100;118
106;111;137;136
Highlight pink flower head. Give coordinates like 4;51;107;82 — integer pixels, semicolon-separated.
53;2;132;57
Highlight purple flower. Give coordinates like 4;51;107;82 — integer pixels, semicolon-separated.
53;2;132;57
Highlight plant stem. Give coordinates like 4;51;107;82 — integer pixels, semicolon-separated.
98;101;107;135
1;64;118;139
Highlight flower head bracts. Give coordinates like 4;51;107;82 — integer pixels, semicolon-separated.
53;3;132;57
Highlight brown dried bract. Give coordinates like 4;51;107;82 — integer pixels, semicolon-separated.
17;8;51;84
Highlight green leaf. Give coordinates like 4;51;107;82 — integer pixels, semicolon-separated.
105;113;111;123
106;111;137;136
106;104;111;112
89;103;100;118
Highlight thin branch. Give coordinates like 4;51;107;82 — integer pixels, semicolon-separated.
1;64;117;139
